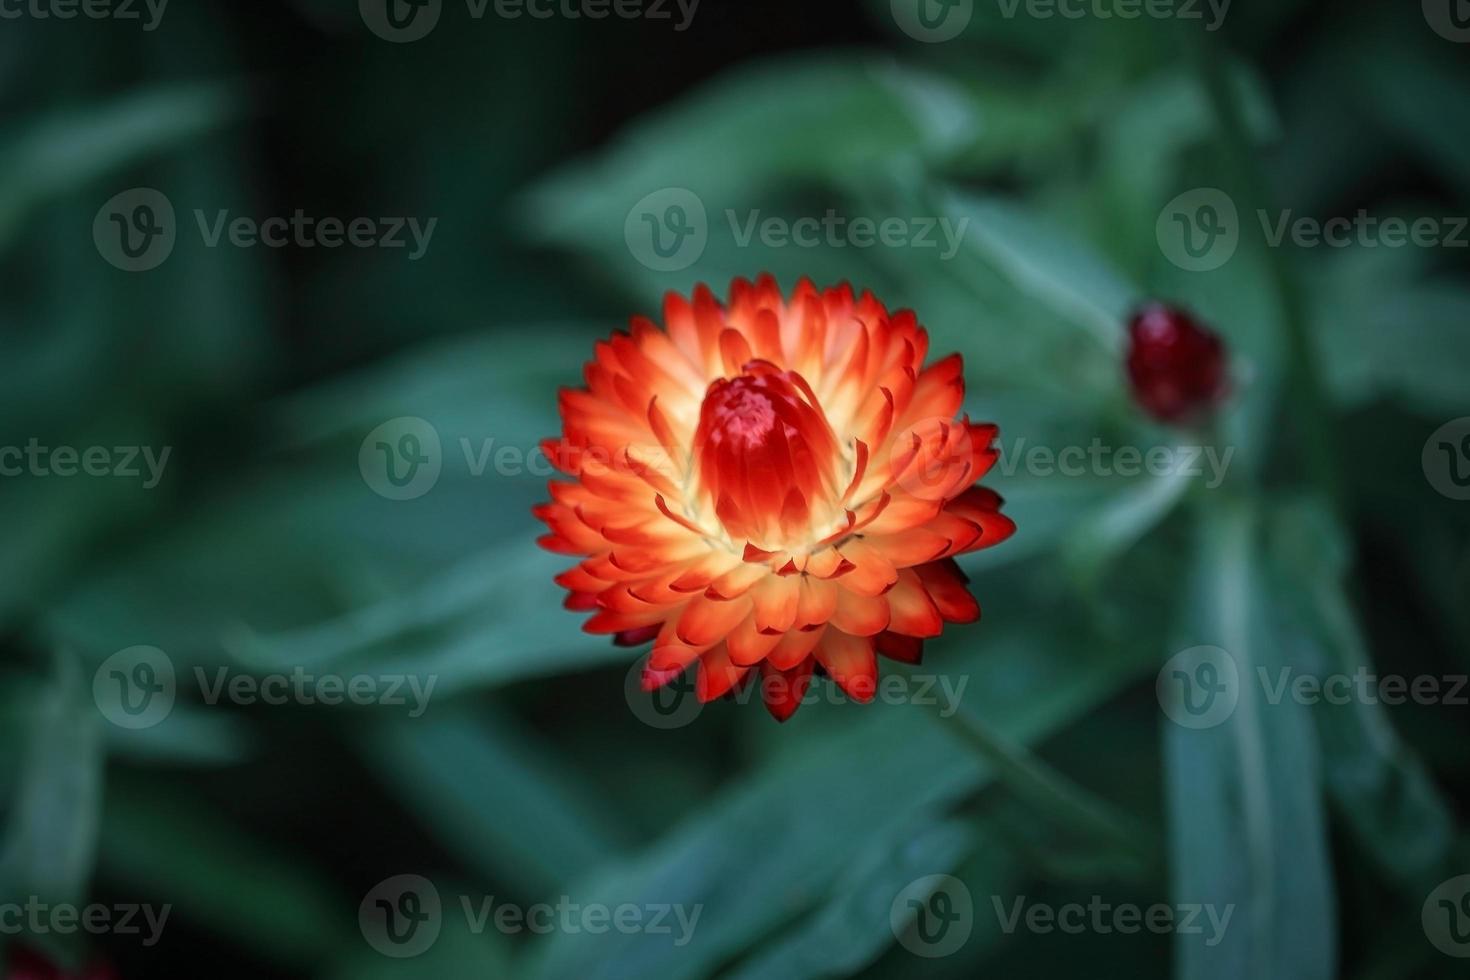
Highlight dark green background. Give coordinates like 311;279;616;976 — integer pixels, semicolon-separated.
1;0;1468;977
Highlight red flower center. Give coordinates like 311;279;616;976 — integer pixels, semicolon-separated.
693;362;840;548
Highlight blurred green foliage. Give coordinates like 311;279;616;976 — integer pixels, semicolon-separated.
0;1;1468;978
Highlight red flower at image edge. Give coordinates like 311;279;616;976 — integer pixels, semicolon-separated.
536;277;1015;721
6;946;116;980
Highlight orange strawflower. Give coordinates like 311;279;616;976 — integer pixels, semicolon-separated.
536;277;1014;721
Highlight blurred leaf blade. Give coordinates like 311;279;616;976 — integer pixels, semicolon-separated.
1164;498;1337;980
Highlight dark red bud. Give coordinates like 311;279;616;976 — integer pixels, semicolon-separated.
1125;304;1229;424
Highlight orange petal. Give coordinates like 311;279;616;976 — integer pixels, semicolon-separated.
751;575;800;634
830;587;890;637
759;659;815;722
696;644;748;702
676;595;753;647
916;559;981;623
727;613;784;666
885;569;945;638
768;625;825;670
834;539;898;596
814;630;877;702
794;577;838;630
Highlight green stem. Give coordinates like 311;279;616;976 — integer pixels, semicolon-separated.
921;698;1159;875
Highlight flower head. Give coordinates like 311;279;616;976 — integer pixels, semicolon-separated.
1125;303;1229;424
537;277;1014;721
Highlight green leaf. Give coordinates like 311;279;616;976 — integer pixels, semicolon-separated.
0;81;243;248
1311;250;1470;416
350;708;631;898
1163;498;1337;980
97;775;350;967
0;652;103;909
526;624;1155;980
322;884;516;980
1266;498;1457;895
940;190;1140;351
227;540;628;697
103;703;255;768
723;819;978;980
522;54;980;238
